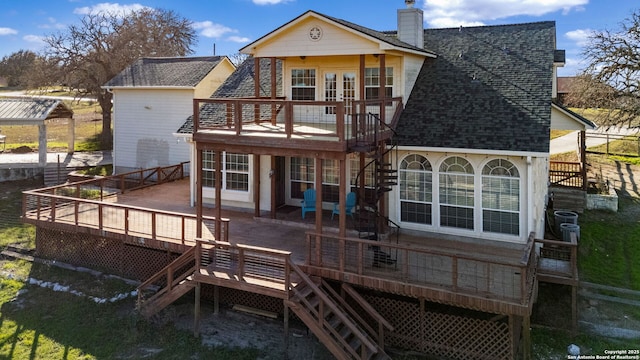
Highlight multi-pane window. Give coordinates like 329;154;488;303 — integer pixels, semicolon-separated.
439;156;474;230
482;159;520;235
364;67;393;99
290;157;315;199
201;151;249;192
291;69;316;100
400;154;432;225
290;157;340;202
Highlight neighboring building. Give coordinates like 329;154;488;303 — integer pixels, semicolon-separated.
103;56;235;174
556;76;575;105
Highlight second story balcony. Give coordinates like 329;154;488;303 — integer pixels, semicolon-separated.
192;97;403;153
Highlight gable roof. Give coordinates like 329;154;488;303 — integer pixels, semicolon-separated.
396;22;557;153
176;57;282;134
104;56;228;88
0;98;73;125
552;101;596;130
240;10;436;58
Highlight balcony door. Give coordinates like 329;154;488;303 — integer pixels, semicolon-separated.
324;71;356;123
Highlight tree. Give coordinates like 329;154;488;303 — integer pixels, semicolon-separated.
228;52;249;67
42;8;196;148
0;50;37;87
568;10;640;128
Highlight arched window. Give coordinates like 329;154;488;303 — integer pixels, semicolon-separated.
482;159;520;235
439;156;474;230
399;154;432;224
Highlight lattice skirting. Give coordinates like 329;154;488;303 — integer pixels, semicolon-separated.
363;292;514;360
35;228;180;281
35;229;516;359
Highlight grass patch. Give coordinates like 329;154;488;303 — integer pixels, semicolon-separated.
532;327;639;359
579;196;640;290
74;164;112;176
0;180;40;249
551;129;574;140
0;276;261;359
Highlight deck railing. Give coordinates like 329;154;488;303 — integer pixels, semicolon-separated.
22;191;229;244
535;233;578;280
305;232;537;304
193;97;403;142
549;161;584;189
197;239;292;291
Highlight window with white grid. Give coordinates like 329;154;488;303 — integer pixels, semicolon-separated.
365;67;393;99
439;156;474;230
400;154;433;225
291;69;316;100
482;159;520;235
201;151;249;192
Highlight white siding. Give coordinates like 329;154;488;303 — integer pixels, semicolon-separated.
529;156;549;238
112;89;193;173
402;54;425;101
253;17;385;58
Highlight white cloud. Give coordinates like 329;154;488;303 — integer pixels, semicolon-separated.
227;36;251;43
23;35;45;44
38;17;66;30
423;0;588;28
193;21;236;38
565;28;592;47
0;27;18;36
74;3;147;16
252;0;292;4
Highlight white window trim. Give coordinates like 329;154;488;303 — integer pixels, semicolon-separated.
202;151;252;203
395;154;524;242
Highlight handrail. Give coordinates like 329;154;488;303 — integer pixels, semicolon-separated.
535;233;578;279
288;261;378;358
137;246;197;311
306;232;536;304
28;162;190;198
323;281;394;350
21;191;229;244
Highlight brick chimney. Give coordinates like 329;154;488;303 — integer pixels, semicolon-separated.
397;0;424;48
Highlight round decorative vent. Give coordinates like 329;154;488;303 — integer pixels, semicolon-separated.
309;26;322;41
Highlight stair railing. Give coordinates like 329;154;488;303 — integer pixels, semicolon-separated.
288;262;378;359
137;245;197;312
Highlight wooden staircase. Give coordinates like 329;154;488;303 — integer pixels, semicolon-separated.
286;262;392;360
137;241;393;360
137;246;198;317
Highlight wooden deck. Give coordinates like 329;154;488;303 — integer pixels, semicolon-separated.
23;176;537;316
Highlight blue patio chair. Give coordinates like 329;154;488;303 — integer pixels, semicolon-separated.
301;188;316;219
331;191;356;220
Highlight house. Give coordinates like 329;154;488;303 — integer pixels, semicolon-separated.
24;3;592;360
103;56;235;174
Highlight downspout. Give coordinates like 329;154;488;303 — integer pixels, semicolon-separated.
527;156;534;237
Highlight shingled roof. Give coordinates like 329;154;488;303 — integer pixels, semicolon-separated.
176;57;282;134
0;98;73;125
396;22;556;153
104;56;226;88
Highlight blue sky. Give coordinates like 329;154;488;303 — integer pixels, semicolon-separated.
0;0;636;76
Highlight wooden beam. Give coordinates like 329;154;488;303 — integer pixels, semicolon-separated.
315;158;323;234
254;155;261;217
270;156;277;219
339;158;347;238
194;282;201;337
196;148;203;238
215;149;222;241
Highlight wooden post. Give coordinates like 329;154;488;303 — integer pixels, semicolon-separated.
522;315;531;360
38;124;47;167
339;158;347;238
283;302;289;360
213;285;219;315
196;148;203;238
315;158;323;234
254;155;261;217
215;149;223;241
67;116;75;154
271;156;277;219
194;282;201;337
580;130;587;190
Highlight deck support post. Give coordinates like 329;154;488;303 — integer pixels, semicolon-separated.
315;158;323;234
215;149;223;241
194;282;201;337
338;158;347;238
213;285;219;315
571;284;578;336
283;302;289;359
522;315;531;360
254;155;261;218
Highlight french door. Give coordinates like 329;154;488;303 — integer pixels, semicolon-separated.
324;71;356;121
